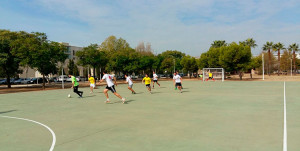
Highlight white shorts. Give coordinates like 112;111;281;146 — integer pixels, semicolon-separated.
90;84;95;88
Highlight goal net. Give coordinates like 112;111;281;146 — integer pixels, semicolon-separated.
202;68;224;82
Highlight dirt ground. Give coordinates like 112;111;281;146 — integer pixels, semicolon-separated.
0;74;299;94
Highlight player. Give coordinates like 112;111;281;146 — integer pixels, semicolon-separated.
69;74;83;98
206;71;215;81
142;74;152;94
173;72;183;93
125;74;136;94
152;71;160;88
88;74;95;93
99;71;126;104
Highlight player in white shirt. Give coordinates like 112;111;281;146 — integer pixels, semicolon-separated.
173;72;183;93
99;71;126;104
152;71;160;88
125;74;136;94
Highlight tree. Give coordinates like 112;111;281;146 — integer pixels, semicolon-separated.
180;55;198;78
280;50;293;73
273;42;285;75
29;40;68;89
288;43;299;73
211;40;227;48
262;41;274;76
0;30;22;88
68;59;79;76
160;50;185;73
76;44;107;78
219;43;252;80
240;38;257;78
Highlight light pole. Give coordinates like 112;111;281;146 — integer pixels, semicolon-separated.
290;58;293;77
262;53;264;80
62;67;64;89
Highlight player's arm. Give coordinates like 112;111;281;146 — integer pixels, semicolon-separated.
142;78;144;84
113;77;117;86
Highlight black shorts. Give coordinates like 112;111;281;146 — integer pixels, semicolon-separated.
153;80;158;82
175;83;182;87
209;77;213;79
146;84;151;88
106;85;117;93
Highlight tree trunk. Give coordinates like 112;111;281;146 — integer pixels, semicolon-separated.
6;75;11;88
250;69;252;79
268;49;271;76
278;49;280;76
42;74;46;89
239;71;243;80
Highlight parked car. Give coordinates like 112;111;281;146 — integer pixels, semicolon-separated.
0;79;7;85
13;78;24;84
48;77;57;83
66;76;80;82
58;75;68;82
21;78;31;84
29;78;43;84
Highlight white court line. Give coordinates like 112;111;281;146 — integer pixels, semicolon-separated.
283;82;287;151
0;115;56;151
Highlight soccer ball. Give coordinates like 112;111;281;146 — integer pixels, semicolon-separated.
68;94;71;98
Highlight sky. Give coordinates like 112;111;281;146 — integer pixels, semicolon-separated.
1;0;300;56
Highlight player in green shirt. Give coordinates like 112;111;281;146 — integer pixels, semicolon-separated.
69;74;83;98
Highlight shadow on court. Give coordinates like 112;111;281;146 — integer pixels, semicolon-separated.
0;110;17;114
83;95;97;98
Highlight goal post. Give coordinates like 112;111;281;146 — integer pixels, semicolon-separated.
202;68;224;82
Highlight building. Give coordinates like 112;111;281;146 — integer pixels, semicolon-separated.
19;43;85;78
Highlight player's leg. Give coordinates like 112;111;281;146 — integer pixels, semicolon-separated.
73;86;82;97
146;84;152;93
128;85;136;94
90;84;93;93
111;86;126;103
157;81;160;87
103;88;110;103
177;83;182;93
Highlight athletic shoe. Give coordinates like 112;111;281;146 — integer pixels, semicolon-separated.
105;99;110;103
133;92;136;94
122;98;126;104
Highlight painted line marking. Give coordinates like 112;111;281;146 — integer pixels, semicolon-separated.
283;82;287;151
0;115;56;151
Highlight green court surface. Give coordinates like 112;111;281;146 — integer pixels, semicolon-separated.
0;81;299;151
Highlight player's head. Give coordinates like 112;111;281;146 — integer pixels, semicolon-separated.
153;71;155;74
102;70;107;74
68;74;72;78
174;72;177;75
124;74;128;78
88;74;91;78
145;74;148;77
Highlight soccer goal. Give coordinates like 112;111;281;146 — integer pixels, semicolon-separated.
202;68;224;82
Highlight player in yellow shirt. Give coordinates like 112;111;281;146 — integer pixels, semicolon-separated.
142;74;152;94
88;74;95;93
206;71;215;81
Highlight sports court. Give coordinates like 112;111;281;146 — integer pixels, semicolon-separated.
1;80;299;151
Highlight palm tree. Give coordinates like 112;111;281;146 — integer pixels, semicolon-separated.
273;42;285;76
262;41;274;76
211;40;227;48
240;38;257;78
288;43;299;74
